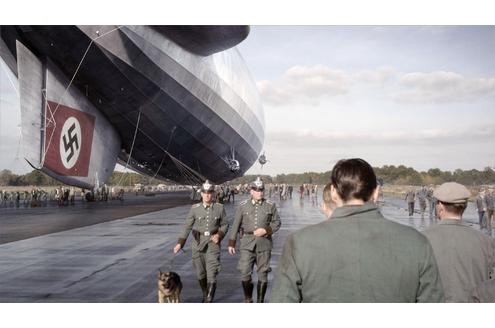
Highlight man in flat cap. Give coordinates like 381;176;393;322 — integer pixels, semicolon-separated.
228;177;281;302
423;182;495;302
173;180;229;302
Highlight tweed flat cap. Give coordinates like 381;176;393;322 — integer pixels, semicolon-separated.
433;182;471;204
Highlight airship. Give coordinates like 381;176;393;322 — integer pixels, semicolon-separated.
0;26;264;188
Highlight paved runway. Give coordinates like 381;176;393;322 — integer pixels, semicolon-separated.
0;192;491;302
0;191;193;244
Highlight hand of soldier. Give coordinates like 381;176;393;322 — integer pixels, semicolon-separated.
228;246;236;255
210;234;220;244
173;243;181;254
254;228;267;237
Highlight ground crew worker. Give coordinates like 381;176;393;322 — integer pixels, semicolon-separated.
418;186;427;219
173;180;228;302
486;188;494;235
228;177;281;303
476;190;487;230
405;188;416;217
426;185;436;220
423;182;495;302
270;158;444;302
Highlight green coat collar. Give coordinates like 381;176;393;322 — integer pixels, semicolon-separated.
437;218;465;226
330;202;379;219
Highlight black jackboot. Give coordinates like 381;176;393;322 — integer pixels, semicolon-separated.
198;278;208;302
242;280;254;303
206;282;216;303
257;281;268;303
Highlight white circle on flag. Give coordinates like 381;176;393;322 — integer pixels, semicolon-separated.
59;116;82;169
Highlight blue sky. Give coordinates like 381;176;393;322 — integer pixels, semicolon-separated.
240;26;495;175
1;26;494;175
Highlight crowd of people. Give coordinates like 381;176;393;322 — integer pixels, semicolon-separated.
189;183;321;204
404;185;494;236
0;185;128;208
1;187;70;208
173;158;495;303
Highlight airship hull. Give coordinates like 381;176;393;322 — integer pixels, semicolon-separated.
1;25;264;186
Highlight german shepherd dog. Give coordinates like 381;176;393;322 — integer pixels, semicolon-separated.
157;270;183;303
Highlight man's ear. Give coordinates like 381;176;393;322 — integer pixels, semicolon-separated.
436;202;443;217
330;185;340;204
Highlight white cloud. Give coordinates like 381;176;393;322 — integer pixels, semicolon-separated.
258;66;495;108
266;123;495;148
258;65;396;107
396;71;495;103
351;67;395;84
246;124;495;174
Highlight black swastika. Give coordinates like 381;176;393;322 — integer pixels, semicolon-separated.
62;123;79;163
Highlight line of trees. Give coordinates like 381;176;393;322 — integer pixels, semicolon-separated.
0;169;60;186
1;165;494;187
231;165;495;186
0;169;166;187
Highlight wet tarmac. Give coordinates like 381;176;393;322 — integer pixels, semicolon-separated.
0;191;194;244
0;192;492;302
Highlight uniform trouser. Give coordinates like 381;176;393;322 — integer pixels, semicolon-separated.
429;201;435;219
238;247;271;283
478;211;486;229
191;241;221;283
408;202;415;216
419;201;426;217
478;211;486;228
487;210;494;231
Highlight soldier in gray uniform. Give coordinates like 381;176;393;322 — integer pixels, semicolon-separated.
423;182;495;302
173;180;229;302
418;186;427;219
426;185;436;220
405;188;416;217
476;190;487;230
486;188;494;235
228;177;281;303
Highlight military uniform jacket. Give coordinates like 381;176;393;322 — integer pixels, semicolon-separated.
178;202;228;251
476;196;486;212
418;189;427;202
426;189;434;201
270;203;444;303
423;219;495;302
405;191;415;203
228;198;281;252
486;193;494;210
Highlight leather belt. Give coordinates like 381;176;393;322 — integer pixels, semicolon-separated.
192;229;217;239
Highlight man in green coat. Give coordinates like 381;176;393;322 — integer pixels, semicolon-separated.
423;182;495;302
270;158;444;302
228;177;281;302
173;180;229;302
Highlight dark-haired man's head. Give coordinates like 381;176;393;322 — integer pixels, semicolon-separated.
330;158;378;206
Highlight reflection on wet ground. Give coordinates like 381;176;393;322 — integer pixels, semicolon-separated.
0;191;492;302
